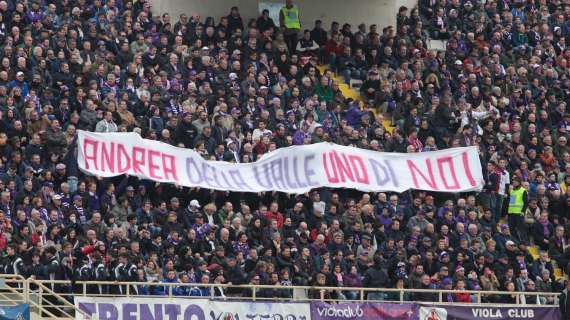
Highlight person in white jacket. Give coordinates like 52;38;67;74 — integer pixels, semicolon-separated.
95;111;118;133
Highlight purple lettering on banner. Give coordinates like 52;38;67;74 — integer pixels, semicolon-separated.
282;156;298;189
183;304;205;320
185;158;203;184
270;158;285;190
202;163;219;189
369;159;398;187
219;170;234;189
141;304;163;320
229;170;250;189
78;302;96;317
122;303;137;320
293;156;306;189
99;303;119;320
304;154;318;186
164;304;180;320
253;163;273;189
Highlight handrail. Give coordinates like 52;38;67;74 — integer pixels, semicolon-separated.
0;275;73;319
29;279;92;319
0;275;558;320
32;279;561;305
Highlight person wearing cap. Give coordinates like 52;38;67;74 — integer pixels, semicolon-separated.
480;267;500;293
507;176;528;242
356;233;376;265
8;71;29;96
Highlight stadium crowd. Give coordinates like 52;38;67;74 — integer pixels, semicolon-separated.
0;0;567;305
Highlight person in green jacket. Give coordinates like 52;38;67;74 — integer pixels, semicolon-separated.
512;25;529;49
315;76;333;103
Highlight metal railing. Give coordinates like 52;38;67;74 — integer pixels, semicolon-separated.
0;276;559;319
0;275;92;319
32;279;561;306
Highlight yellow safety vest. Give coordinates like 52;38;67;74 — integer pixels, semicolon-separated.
281;6;301;30
508;187;525;215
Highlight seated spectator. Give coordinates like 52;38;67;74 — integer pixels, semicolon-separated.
533;212;554;251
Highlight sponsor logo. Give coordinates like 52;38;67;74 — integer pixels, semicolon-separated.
419;307;447;320
316;305;364;318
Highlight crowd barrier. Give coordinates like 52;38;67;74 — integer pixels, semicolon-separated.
0;276;560;320
38;280;560;304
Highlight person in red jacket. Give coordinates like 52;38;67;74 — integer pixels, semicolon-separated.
324;34;345;66
264;202;284;228
454;280;472;303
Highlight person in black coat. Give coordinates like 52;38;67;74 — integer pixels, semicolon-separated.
559;281;570;320
175;113;198;148
226;7;244;34
224;255;245;295
42;246;64;316
362;256;390;300
414;274;437;302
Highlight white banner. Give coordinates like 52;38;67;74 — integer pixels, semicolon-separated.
74;296;310;320
77;131;484;193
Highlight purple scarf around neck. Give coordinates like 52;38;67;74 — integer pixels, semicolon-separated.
539;218;551;238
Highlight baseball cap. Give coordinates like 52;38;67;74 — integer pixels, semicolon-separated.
190;199;201;208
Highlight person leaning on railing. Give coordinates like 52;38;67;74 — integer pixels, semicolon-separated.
308;273;332;300
413;274;437;302
362;255;390;301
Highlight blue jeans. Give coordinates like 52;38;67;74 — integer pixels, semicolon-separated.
344;290;359;300
496;195;505;223
341;68;362;83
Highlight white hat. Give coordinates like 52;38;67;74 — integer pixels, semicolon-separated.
190;199;201;208
455;60;463;65
52;194;62;200
229;73;238;80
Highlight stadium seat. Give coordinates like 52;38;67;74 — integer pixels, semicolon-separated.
528;246;539;260
554;268;564;280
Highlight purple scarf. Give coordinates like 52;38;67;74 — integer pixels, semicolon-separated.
539;218;551;238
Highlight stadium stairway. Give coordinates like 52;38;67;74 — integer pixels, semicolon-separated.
316;64;567;281
527;245;566;280
316;65;395;133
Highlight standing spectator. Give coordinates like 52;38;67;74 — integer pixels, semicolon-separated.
280;0;301;53
507;176;527;241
